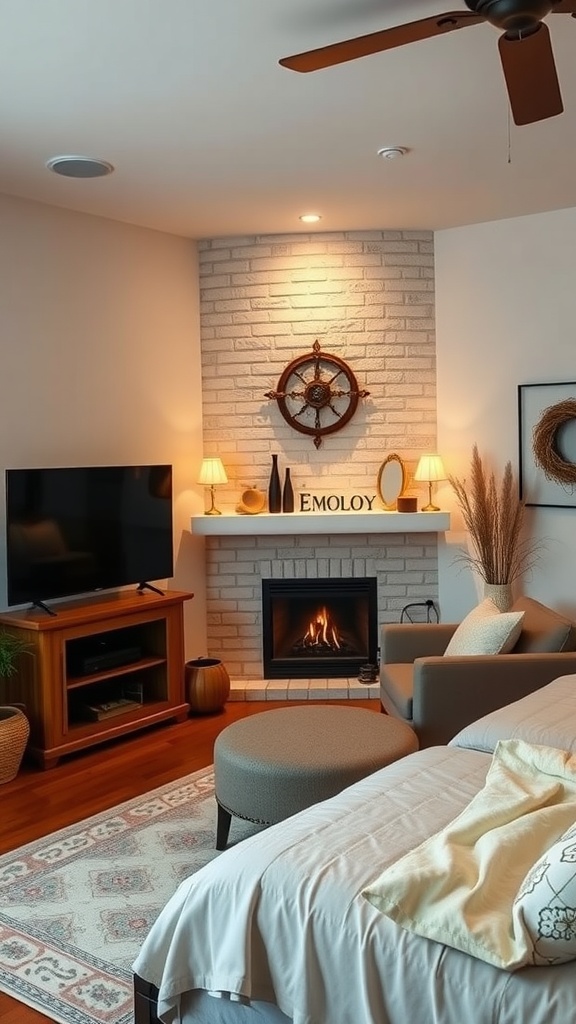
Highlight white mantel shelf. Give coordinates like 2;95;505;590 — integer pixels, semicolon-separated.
190;510;450;536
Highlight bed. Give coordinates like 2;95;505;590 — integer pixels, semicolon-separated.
133;676;576;1024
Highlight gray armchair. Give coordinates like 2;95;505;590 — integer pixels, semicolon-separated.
380;596;576;748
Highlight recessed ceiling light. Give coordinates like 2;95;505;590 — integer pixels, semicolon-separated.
46;155;115;178
299;213;322;223
377;146;409;160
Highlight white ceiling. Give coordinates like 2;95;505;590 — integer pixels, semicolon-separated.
2;0;576;239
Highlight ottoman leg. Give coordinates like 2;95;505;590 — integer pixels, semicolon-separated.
216;802;232;850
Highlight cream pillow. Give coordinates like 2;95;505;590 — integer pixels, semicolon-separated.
513;821;576;966
444;598;525;657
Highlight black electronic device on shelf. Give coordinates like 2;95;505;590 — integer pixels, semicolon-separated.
79;644;143;676
66;624;145;678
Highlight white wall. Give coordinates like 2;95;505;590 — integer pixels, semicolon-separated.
0;193;207;656
435;206;576;620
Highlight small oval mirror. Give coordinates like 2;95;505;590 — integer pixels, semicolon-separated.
377;454;406;510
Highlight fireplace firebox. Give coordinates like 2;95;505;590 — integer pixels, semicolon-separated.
262;577;378;679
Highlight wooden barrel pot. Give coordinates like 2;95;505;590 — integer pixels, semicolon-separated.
185;658;230;714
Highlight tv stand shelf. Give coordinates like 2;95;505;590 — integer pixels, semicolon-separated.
66;655;166;690
0;589;193;769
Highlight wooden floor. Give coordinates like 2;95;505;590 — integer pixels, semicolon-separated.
0;698;377;1023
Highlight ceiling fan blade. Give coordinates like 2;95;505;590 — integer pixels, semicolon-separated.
279;11;484;72
498;23;563;126
551;1;576;12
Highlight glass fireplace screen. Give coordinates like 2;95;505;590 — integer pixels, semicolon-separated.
262;577;378;679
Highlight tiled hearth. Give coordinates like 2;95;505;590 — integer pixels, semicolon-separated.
228;676;381;702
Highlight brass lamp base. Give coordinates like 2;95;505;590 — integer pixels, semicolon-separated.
421;481;439;512
204;485;223;516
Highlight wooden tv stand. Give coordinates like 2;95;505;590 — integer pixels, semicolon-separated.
0;589;193;769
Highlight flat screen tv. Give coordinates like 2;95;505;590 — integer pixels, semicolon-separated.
5;465;173;608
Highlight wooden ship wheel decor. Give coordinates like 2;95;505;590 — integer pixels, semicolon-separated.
265;341;369;448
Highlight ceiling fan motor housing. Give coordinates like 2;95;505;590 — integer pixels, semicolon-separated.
465;0;555;31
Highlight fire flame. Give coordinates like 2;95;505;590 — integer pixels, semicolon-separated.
303;606;341;649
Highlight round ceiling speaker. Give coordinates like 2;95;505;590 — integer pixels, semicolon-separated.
377;146;409;160
46;155;115;178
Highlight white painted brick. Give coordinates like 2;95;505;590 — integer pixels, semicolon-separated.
344;253;384;267
198;274;232;289
198;231;438;681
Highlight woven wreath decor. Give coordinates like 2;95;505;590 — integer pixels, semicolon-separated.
532;398;576;485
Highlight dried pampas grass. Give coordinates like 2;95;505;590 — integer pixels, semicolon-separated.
449;445;538;585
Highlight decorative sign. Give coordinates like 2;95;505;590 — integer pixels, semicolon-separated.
299;493;377;512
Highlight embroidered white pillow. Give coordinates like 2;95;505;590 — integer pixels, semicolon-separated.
513;821;576;965
444;598;524;657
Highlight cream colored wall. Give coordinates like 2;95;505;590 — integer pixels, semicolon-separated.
435;205;576;620
0;193;207;656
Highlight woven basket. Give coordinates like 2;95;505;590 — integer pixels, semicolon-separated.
0;705;30;784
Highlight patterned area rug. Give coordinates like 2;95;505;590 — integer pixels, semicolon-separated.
0;766;257;1024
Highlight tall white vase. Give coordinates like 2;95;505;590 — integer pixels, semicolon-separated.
483;582;514;612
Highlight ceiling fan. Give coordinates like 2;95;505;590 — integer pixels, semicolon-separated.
279;1;576;126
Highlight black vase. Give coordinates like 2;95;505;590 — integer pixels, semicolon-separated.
268;454;281;513
282;467;294;513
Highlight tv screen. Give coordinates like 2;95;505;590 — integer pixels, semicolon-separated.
5;465;173;607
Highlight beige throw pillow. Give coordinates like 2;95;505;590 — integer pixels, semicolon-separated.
444;598;525;657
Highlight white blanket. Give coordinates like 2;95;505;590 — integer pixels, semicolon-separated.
133;745;576;1024
363;739;576;970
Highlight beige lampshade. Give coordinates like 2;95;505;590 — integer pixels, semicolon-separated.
414;454;446;512
414;454;446;483
197;457;228;486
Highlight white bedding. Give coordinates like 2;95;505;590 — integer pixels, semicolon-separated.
449;672;576;754
364;738;576;969
133;740;576;1024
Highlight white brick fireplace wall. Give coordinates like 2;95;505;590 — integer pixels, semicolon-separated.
197;230;438;695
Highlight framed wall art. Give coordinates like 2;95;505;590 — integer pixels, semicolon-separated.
518;381;576;507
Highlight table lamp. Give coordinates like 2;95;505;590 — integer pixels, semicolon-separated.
414;454;446;512
198;457;228;515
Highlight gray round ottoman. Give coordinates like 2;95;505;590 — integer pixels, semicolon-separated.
213;706;418;849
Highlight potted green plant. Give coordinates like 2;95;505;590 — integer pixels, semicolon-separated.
448;445;539;610
0;631;32;784
0;630;30;680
